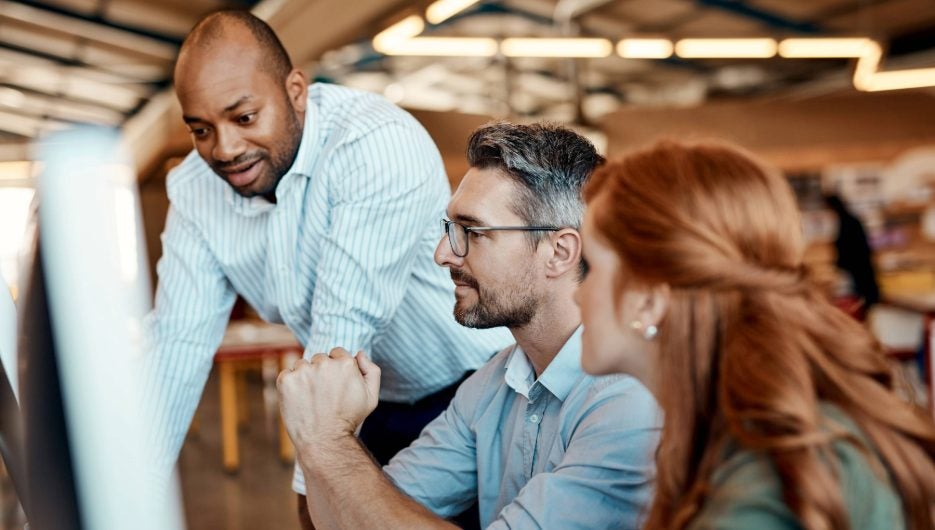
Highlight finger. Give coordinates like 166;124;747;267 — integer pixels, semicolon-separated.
291;358;308;371
309;353;327;364
328;347;351;359
356;351;382;398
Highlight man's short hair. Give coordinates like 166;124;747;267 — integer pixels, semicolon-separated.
466;122;603;237
178;10;293;83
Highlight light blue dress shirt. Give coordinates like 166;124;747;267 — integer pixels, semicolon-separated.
385;328;662;529
142;83;512;485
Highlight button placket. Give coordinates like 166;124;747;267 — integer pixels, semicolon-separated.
269;178;300;320
523;384;547;478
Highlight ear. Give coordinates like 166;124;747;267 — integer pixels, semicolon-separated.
285;68;308;113
545;228;582;279
638;283;670;329
615;281;670;330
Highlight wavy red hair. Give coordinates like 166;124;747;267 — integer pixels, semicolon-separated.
584;140;935;530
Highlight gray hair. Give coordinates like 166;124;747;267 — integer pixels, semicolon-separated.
466;121;603;241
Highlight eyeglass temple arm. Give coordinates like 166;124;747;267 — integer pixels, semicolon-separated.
466;226;561;232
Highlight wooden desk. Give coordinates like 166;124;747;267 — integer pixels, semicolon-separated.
214;321;302;473
882;292;935;421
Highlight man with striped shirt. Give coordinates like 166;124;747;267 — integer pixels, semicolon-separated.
143;10;511;509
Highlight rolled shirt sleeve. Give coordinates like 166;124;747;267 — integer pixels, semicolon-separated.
383;372;484;517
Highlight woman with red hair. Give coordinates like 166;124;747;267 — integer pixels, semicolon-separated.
575;139;935;530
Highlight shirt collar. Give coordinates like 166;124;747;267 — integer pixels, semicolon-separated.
503;326;584;402
223;98;318;216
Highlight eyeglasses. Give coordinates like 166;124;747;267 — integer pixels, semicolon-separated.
441;218;561;257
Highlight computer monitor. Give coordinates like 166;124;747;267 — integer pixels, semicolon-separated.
16;235;82;529
0;126;184;530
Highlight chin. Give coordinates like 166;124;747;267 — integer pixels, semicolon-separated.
454;292;478;311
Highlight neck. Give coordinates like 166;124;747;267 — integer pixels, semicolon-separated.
638;351;661;398
509;289;581;377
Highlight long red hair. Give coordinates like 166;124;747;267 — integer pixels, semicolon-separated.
584;140;935;530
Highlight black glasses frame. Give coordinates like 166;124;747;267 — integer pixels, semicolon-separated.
441;218;561;257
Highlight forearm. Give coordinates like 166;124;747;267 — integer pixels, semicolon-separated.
140;338;217;469
298;434;458;530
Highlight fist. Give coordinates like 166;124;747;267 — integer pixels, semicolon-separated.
276;348;382;449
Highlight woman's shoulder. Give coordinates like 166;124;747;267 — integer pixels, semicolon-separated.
689;405;905;530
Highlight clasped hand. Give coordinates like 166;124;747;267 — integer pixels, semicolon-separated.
276;347;381;449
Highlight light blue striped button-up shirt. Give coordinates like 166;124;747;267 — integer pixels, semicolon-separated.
385;327;662;529
143;83;512;477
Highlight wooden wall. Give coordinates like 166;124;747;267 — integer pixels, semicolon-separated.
600;90;935;171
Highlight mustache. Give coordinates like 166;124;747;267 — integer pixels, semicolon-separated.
450;269;479;289
213;151;265;172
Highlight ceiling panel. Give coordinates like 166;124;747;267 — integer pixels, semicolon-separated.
104;0;211;38
0;108;67;136
0;0;256;140
0;0;178;59
3;0;935;153
37;0;97;14
671;8;774;37
595;0;696;30
15;91;125;124
747;0;853;21
0;18;80;58
826;0;935;35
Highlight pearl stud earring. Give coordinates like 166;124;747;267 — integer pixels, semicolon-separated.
629;320;658;341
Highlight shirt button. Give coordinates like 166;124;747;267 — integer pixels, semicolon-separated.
529;414;540;424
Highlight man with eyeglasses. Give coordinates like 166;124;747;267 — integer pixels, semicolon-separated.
279;122;661;529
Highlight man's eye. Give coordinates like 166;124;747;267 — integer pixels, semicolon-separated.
190;127;209;138
238;113;257;125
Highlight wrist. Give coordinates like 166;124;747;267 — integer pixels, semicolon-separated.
298;431;358;472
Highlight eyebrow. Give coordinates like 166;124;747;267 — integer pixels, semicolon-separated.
223;95;253;113
452;213;487;226
182;95;254;124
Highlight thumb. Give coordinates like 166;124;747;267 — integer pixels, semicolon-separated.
356;351;381;399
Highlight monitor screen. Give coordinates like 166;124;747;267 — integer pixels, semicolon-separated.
0;126;184;530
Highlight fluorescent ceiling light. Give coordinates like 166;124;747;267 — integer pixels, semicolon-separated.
853;40;884;89
379;37;498;57
857;66;935;92
778;38;874;58
841;39;935;92
617;39;674;59
675;38;777;59
501;38;613;58
426;0;480;24
373;15;425;52
860;68;935;91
